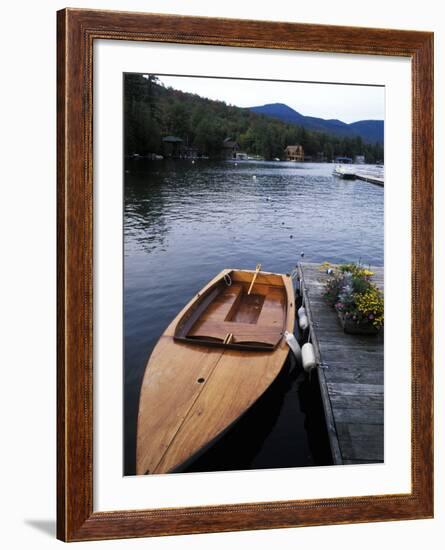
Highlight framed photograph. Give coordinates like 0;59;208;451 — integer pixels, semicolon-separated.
57;8;433;542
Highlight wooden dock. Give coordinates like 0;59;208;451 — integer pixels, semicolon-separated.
298;263;384;465
355;171;384;187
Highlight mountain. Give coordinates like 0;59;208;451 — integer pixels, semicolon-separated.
348;120;384;144
248;103;383;144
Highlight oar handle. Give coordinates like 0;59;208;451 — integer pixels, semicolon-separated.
247;264;262;295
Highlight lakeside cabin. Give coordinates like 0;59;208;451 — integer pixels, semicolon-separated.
161;137;203;159
284;144;304;162
222;137;240;159
162;135;183;158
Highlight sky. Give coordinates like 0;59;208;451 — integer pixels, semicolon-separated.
154;74;385;124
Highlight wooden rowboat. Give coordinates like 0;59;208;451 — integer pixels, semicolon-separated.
136;268;295;475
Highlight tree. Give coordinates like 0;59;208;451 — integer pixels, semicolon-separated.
164;101;191;142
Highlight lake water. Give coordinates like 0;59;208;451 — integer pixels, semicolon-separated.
124;159;384;475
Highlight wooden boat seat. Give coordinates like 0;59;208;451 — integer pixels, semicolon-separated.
187;319;282;347
186;282;286;347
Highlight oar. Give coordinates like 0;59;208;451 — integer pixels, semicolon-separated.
247;264;262;295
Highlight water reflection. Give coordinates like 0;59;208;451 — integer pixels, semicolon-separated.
124;159;384;475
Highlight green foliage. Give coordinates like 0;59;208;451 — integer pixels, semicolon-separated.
124;74;385;162
194;117;226;155
124;74;162;155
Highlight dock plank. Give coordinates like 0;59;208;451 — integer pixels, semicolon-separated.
299;262;384;466
332;407;384;425
328;391;384;410
324;363;384;384
336;422;384;461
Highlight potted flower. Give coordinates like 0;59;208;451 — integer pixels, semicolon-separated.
323;263;384;335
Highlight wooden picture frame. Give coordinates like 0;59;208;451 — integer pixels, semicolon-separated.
57;8;434;542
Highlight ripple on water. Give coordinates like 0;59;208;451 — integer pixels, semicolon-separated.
123;159;384;474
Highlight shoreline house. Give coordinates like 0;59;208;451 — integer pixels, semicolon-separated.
284;144;304;162
221;137;240;159
162;135;183;158
182;145;200;159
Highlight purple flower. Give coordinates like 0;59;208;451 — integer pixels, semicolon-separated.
368;314;374;320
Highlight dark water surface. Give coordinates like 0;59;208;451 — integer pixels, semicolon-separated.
124;159;384;475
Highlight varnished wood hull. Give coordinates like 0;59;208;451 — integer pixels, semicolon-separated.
136;269;295;475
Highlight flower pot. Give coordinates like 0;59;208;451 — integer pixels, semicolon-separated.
336;310;380;335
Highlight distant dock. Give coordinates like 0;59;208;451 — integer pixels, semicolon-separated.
332;165;384;186
355;170;384;187
297;263;384;465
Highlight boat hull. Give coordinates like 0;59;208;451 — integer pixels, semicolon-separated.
333;166;356;179
136;269;295;475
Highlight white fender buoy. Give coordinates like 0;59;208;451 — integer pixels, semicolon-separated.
284;331;302;367
301;343;317;373
297;306;306;319
299;313;309;331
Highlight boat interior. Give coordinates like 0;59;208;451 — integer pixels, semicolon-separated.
174;270;288;351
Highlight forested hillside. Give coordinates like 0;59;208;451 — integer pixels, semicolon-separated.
124;74;384;162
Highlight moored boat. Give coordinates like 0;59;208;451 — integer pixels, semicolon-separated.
136;268;295;475
333;165;356;179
